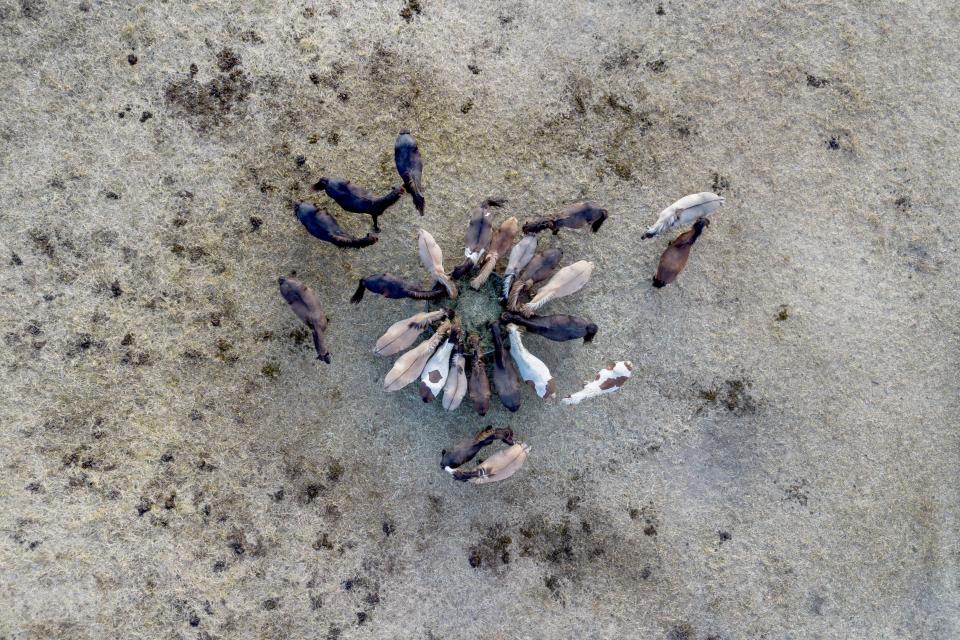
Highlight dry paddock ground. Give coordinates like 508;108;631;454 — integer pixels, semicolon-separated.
1;1;958;638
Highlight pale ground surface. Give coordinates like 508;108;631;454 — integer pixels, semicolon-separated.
1;1;958;638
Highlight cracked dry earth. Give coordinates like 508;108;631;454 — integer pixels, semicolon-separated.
1;1;958;639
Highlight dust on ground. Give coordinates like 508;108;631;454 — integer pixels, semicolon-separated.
1;1;958;638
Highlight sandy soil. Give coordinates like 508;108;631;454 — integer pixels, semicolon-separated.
1;1;958;638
